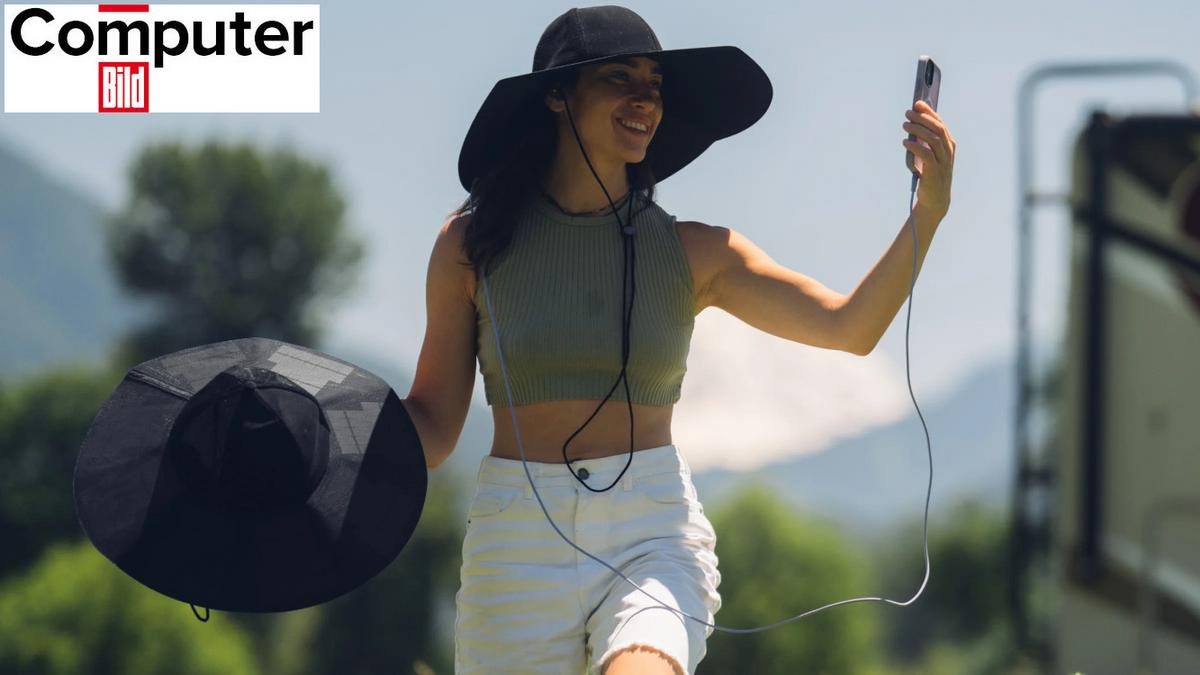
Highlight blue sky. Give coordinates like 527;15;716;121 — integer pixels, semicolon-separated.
2;0;1198;470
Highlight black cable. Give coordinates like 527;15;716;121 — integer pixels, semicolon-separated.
555;88;638;492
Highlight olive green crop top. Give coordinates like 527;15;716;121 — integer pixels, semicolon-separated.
473;191;695;407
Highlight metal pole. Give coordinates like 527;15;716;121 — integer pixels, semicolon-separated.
1012;58;1198;662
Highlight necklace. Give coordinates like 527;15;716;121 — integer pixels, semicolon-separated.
540;188;631;216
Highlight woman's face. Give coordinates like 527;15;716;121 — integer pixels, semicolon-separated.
546;56;664;166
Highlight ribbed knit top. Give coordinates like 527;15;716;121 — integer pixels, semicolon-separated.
473;191;695;407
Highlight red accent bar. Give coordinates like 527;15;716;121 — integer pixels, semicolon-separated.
99;4;149;12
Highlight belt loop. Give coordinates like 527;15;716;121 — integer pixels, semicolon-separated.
623;472;633;492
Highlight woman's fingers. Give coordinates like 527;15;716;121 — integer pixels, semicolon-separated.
902;137;933;163
906;106;948;138
903;121;946;164
902;139;936;177
902;102;955;171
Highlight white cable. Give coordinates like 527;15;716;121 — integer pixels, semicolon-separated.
477;175;932;633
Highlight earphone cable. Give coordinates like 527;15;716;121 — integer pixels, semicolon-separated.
479;96;933;631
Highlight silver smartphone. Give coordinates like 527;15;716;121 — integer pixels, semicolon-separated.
906;55;941;176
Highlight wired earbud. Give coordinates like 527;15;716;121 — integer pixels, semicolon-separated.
477;82;933;635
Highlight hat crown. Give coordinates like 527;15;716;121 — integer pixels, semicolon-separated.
166;366;330;512
532;5;662;73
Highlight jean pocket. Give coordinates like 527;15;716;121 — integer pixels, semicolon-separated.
466;482;523;523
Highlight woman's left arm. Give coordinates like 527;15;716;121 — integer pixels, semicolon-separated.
840;100;956;355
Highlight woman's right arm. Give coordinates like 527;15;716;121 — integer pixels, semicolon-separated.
402;213;477;470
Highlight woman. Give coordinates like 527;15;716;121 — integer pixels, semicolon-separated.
403;6;955;675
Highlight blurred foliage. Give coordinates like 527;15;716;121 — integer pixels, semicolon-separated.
212;470;466;675
280;470;466;675
0;539;257;675
0;137;468;674
867;494;1051;675
0;135;1038;673
886;621;1042;675
104;140;365;368
699;481;885;674
873;495;1014;666
0;363;124;577
0;361;1029;675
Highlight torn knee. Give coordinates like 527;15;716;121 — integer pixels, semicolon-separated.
601;642;685;675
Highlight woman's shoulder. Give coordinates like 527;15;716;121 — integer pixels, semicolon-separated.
441;210;473;256
439;211;477;303
651;208;726;313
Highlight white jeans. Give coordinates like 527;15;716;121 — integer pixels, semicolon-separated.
454;444;722;674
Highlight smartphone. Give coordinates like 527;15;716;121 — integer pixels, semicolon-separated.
906;55;942;176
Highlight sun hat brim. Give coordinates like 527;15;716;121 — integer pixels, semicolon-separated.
457;45;772;193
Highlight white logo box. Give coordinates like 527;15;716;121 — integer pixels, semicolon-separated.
4;4;320;113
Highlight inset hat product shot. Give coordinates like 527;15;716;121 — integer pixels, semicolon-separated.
73;338;427;618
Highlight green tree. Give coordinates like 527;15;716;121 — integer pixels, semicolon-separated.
0;359;467;675
873;496;1016;670
699;482;884;675
0;364;123;577
105;140;365;367
297;470;466;675
99;138;368;667
0;539;258;675
217;473;466;675
0;137;471;674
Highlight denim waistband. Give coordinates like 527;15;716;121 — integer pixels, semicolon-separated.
476;443;691;490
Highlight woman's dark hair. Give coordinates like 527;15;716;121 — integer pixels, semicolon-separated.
450;64;659;286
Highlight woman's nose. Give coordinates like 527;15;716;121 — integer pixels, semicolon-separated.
630;86;659;107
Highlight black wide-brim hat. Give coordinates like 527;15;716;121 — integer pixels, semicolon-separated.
457;4;773;193
72;337;427;614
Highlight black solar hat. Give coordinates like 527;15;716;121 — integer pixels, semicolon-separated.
457;4;773;193
72;337;426;617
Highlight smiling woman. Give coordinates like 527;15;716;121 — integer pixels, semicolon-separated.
540;55;665;210
406;5;772;675
450;54;667;283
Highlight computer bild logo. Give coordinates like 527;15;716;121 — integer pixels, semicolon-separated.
4;4;320;113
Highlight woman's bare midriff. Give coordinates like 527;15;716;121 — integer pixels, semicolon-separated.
488;399;674;462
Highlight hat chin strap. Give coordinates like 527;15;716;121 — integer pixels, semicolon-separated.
553;91;640;492
479;85;686;613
